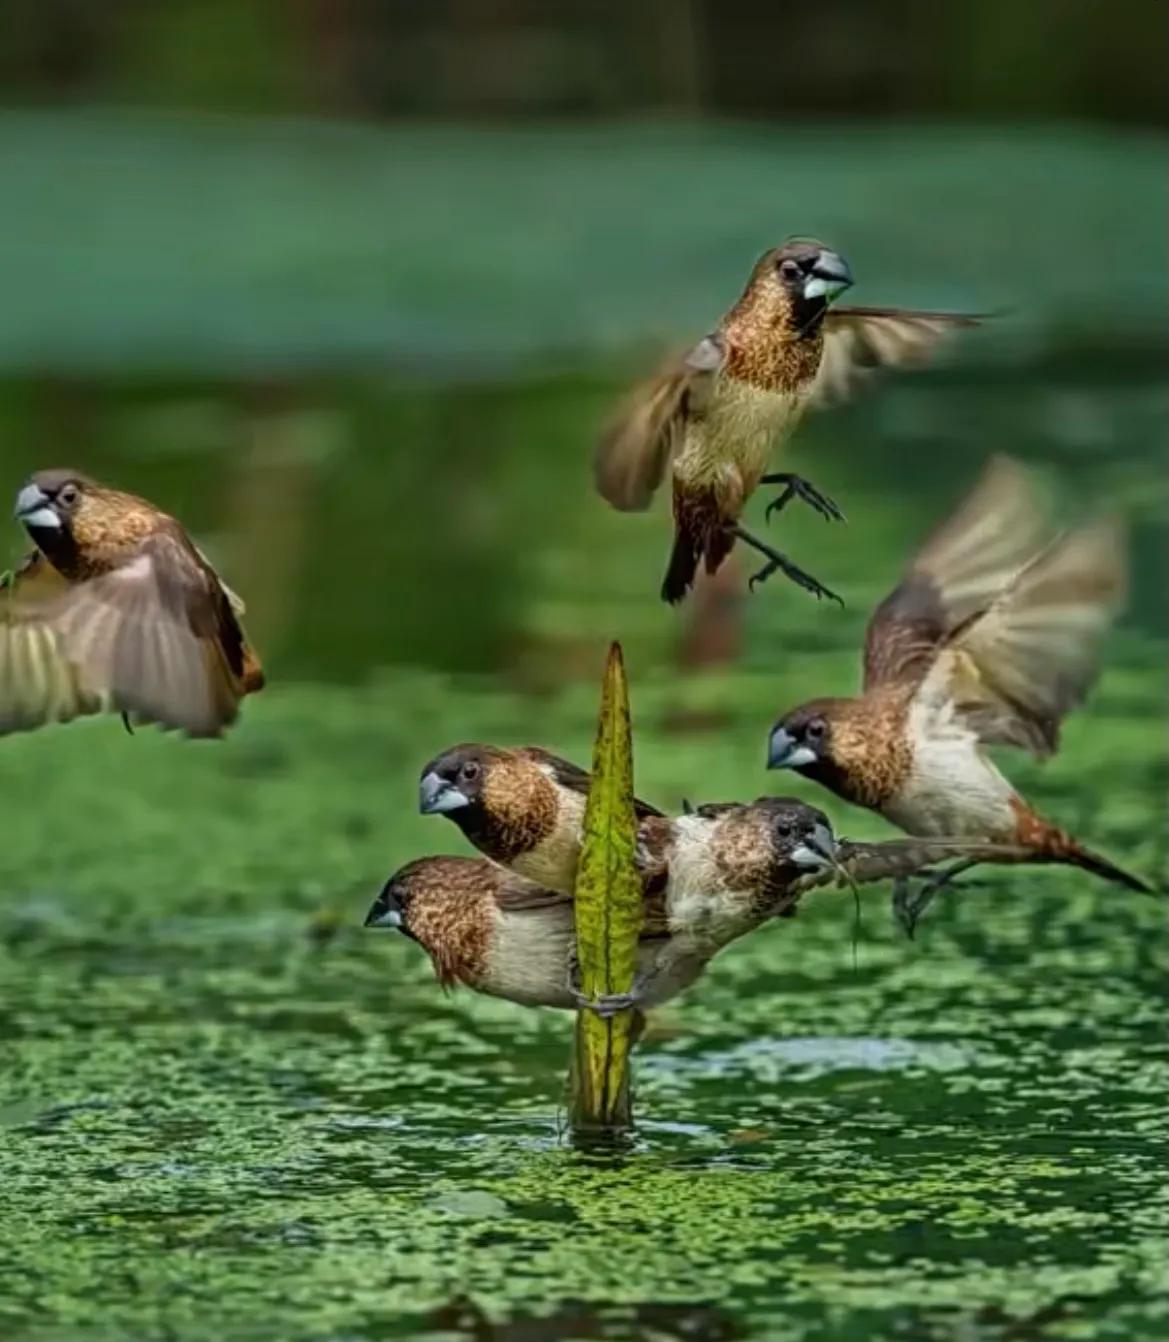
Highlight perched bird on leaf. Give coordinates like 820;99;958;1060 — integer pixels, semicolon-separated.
418;742;663;892
766;455;1150;932
0;469;263;739
595;238;984;605
370;798;1021;1013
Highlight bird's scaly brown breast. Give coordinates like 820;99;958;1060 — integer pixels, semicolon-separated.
62;491;164;579
722;322;824;395
405;873;494;989
825;693;916;810
478;766;559;865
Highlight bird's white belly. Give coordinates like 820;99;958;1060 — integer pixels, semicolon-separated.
485;908;577;1008
883;734;1018;841
510;784;586;894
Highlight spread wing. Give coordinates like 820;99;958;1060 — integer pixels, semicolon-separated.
916;517;1126;757
863;455;1052;690
0;553;100;730
521;746;664;819
593;334;725;511
790;838;1031;896
0;531;253;738
811;307;986;408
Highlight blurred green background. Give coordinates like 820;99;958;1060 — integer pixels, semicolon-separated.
0;5;1166;1342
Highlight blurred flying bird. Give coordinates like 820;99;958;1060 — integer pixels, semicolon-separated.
382;795;1023;1012
766;455;1150;931
0;469;263;738
595;238;984;604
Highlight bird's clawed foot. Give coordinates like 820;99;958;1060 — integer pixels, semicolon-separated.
760;473;846;525
585;991;640;1019
731;525;843;604
566;954;642;1017
892;862;983;939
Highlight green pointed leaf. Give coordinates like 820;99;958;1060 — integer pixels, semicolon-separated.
569;641;643;1136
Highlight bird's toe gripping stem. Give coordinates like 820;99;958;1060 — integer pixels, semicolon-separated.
566;951;643;1017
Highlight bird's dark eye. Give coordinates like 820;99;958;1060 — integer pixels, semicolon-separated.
459;760;480;783
775;821;793;838
58;484;79;507
806;720;825;742
779;259;802;281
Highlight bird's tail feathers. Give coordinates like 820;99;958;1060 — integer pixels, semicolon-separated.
1037;823;1151;893
661;531;700;604
1058;838;1152;893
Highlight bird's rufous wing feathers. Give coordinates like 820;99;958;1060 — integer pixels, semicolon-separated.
594;334;725;511
918;516;1126;757
812;307;985;408
862;455;1051;690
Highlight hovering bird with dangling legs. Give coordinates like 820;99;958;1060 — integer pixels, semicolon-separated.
0;469;264;739
595;237;986;605
766;455;1151;933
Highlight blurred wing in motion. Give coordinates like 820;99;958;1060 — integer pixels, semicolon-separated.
791;838;1031;896
0;533;255;738
863;455;1051;690
920;516;1127;757
812;307;986;408
0;553;101;731
594;334;725;510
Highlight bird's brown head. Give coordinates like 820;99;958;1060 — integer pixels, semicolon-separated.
363;856;494;988
767;697;874;803
364;864;423;938
752;797;838;871
13;470;151;574
737;239;854;337
701;796;838;912
14;470;93;546
730;796;838;877
418;744;558;862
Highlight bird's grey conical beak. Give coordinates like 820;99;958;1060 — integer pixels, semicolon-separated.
419;771;470;815
790;823;838;870
364;884;403;929
808;822;838;861
804;250;853;301
13;484;59;529
767;728;817;771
